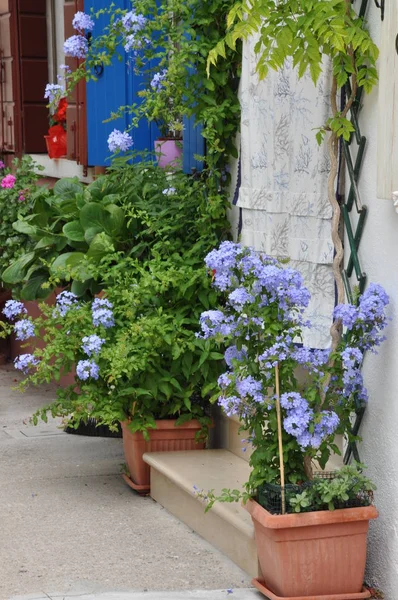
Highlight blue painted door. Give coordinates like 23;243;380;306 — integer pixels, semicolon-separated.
183;117;204;174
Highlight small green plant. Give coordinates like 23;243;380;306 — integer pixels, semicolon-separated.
289;466;376;513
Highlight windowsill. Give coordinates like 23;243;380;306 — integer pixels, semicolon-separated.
28;154;95;183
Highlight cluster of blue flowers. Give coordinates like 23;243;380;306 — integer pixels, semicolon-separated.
14;319;35;342
341;347;367;403
199;310;235;338
92;298;115;328
44;83;64;104
162;187;176;196
334;283;389;351
3;300;27;321
72;11;95;32
217;369;264;418
151;69;168;91
76;360;99;381
107;129;133;153
81;334;105;356
203;241;310;320
14;354;39;374
64;11;93;59
121;10;147;53
55;291;79;317
280;392;339;449
3;297;35;342
224;345;247;368
76;299;114;381
63;34;89;59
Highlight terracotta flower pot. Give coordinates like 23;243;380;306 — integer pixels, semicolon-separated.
245;498;378;600
154;139;182;169
121;418;206;494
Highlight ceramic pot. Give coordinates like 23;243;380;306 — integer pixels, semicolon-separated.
245;498;378;600
154;139;182;169
121;419;206;494
44;125;67;159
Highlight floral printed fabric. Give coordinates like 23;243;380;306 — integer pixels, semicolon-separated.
237;36;335;348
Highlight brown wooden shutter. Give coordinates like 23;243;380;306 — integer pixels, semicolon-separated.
0;0;21;156
64;0;87;167
0;0;49;157
17;0;48;153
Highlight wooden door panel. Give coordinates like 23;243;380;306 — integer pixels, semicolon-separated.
23;105;48;152
18;0;46;13
19;15;48;58
21;61;48;102
17;0;48;153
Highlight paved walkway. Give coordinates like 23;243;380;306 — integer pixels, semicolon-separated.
0;366;256;600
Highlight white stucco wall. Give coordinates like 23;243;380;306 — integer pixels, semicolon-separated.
346;7;398;598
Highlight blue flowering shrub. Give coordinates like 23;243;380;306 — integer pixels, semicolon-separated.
2;257;223;436
196;241;389;510
0;165;230;436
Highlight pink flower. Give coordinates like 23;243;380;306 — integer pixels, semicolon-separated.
1;174;16;189
0;160;5;169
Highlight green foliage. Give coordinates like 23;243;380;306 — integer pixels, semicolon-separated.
2;175;129;299
0;157;47;282
5;162;231;433
207;0;378;142
289;465;376;513
27;255;224;434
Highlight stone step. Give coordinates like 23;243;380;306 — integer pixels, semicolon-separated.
143;449;258;577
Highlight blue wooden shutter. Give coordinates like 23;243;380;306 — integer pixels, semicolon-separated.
85;0;159;166
183;116;204;174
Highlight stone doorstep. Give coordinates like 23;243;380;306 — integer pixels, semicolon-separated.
143;449;259;577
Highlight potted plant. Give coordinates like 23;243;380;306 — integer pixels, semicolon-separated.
0;162;229;493
44;85;68;159
196;241;389;599
1;253;222;493
136;70;184;170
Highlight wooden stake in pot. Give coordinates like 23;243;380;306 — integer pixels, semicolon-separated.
274;363;286;514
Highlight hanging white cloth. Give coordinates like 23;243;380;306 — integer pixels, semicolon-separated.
237;36;335;348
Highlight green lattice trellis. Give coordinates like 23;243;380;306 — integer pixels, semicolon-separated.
342;0;379;463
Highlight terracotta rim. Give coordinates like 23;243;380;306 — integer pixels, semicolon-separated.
121;473;149;495
244;498;378;529
252;578;371;600
121;419;211;432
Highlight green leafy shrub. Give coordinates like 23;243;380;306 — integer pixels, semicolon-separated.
0;157;47;282
3;161;229;301
1;162;230;433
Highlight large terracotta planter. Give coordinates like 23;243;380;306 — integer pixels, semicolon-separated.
121;419;206;494
154;139;182;169
245;498;378;600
